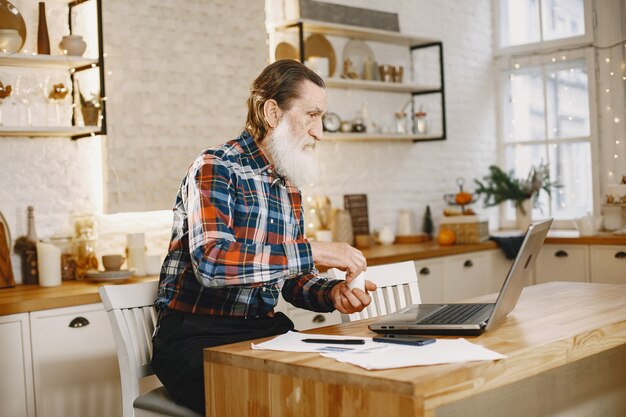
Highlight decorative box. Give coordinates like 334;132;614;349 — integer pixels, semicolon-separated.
439;215;489;244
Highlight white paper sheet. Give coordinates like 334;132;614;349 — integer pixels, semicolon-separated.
251;331;506;370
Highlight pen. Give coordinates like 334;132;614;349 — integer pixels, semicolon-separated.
302;338;366;345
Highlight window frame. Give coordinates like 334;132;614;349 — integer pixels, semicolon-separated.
494;47;600;229
494;0;594;56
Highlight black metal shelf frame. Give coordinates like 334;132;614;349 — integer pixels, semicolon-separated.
410;41;446;142
68;0;106;140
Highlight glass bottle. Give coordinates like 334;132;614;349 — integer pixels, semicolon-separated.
37;2;50;55
17;206;39;285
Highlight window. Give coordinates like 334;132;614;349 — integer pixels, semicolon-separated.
495;0;595;226
497;0;592;53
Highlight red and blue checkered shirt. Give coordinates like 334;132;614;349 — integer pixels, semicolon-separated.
155;131;341;317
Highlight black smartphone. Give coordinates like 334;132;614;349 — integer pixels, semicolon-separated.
372;334;436;346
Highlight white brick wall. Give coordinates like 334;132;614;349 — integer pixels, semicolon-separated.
0;0;497;282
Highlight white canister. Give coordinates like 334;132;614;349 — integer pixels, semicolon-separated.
127;233;146;276
36;241;62;287
604;205;623;231
397;210;414;236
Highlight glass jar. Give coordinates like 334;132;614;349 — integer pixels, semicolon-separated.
413;111;428;134
50;235;77;281
74;228;98;279
395;111;408;134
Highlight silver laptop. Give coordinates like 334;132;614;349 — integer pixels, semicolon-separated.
369;219;552;336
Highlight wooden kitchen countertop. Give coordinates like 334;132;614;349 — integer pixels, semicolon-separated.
2;231;624;316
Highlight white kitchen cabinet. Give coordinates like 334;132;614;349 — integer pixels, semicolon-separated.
534;244;589;284
590;245;626;284
0;313;35;417
443;252;492;302
29;303;121;417
414;257;445;303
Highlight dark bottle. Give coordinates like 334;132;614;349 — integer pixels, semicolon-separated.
14;206;39;285
37;2;50;55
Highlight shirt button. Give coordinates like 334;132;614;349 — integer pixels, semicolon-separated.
270;218;274;224
268;168;273;174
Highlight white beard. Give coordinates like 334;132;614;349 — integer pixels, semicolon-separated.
265;116;319;187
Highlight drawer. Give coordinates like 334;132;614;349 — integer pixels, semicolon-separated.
535;244;589;284
414;258;445;303
590;245;626;284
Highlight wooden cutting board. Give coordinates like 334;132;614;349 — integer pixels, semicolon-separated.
0;223;15;288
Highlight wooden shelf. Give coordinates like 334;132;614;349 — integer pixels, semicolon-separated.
0;53;99;69
0;126;101;138
325;78;440;93
324;132;443;142
267;19;439;47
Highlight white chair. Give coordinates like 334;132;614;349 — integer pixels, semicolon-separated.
328;261;422;322
99;281;202;417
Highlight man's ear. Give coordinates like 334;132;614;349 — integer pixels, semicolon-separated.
263;99;282;128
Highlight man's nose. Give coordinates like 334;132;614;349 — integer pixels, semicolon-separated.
310;118;323;141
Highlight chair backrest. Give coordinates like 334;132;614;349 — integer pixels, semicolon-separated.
328;261;421;322
99;281;159;417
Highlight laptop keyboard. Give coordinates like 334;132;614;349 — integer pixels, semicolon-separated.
420;304;491;324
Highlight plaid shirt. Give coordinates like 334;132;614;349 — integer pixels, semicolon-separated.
155;131;341;317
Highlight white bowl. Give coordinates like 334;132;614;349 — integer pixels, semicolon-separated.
0;29;22;53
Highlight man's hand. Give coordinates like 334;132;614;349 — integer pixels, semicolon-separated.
329;280;377;314
309;241;366;282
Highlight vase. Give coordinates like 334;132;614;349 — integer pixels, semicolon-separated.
81;105;99;126
37;2;50;54
515;199;532;231
59;35;86;56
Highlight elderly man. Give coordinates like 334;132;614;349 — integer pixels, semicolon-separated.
152;59;376;414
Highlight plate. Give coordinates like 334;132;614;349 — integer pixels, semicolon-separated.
86;268;135;282
0;0;26;52
342;39;376;80
304;34;336;77
274;42;298;61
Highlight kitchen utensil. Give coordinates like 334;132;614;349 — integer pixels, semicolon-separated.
86;268;134;282
304;34;336;77
0;0;26;52
102;254;125;271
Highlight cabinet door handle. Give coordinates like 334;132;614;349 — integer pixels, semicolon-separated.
419;267;430;275
69;317;90;328
615;251;626;259
554;250;569;258
463;260;473;268
312;314;326;324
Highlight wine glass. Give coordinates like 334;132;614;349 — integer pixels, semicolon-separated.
46;73;71;126
14;74;39;126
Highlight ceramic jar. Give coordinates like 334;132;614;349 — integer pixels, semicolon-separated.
59;35;86;56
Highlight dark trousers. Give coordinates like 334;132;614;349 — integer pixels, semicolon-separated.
151;311;294;415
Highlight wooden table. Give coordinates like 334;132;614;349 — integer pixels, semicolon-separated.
204;282;626;417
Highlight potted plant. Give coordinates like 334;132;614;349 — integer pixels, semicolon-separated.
474;163;561;229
